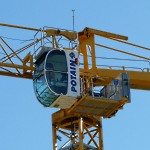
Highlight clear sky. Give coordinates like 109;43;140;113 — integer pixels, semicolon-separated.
0;0;150;150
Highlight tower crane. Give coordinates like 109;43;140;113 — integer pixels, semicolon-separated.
0;23;150;150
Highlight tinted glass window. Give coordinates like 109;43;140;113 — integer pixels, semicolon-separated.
45;50;67;72
33;53;59;107
46;71;68;95
45;50;68;95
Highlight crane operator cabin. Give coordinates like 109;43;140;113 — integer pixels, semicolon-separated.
33;47;80;109
33;46;130;110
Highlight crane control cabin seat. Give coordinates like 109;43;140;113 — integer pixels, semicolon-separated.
33;47;80;109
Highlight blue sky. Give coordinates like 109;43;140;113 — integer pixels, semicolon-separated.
0;0;150;150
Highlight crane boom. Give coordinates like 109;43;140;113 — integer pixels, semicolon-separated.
80;68;150;90
0;24;150;90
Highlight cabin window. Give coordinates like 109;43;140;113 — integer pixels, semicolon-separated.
45;50;68;95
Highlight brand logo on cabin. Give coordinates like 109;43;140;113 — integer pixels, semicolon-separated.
69;52;75;59
69;52;77;93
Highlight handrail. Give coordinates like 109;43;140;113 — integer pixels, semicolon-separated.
95;56;150;67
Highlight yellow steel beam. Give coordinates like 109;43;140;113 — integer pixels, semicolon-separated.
83;122;99;149
45;29;77;41
95;43;150;60
78;27;128;41
52;124;57;150
80;68;150;90
0;62;34;70
110;37;150;51
103;98;127;118
0;71;32;79
0;60;33;79
0;23;77;41
0;23;41;31
98;118;104;150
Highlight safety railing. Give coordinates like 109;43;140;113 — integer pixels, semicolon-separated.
80;72;130;102
79;54;150;72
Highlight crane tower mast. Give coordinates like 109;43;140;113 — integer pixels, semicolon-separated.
0;23;150;150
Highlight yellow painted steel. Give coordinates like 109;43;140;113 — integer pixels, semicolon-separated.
95;43;150;60
0;23;150;150
67;96;128;118
0;23;77;41
52;110;104;150
78;27;128;41
78;28;150;91
0;23;149;91
79;68;150;90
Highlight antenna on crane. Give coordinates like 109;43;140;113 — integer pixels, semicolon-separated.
72;9;75;32
71;9;77;48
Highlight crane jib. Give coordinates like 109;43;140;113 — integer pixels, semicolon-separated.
70;59;77;92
